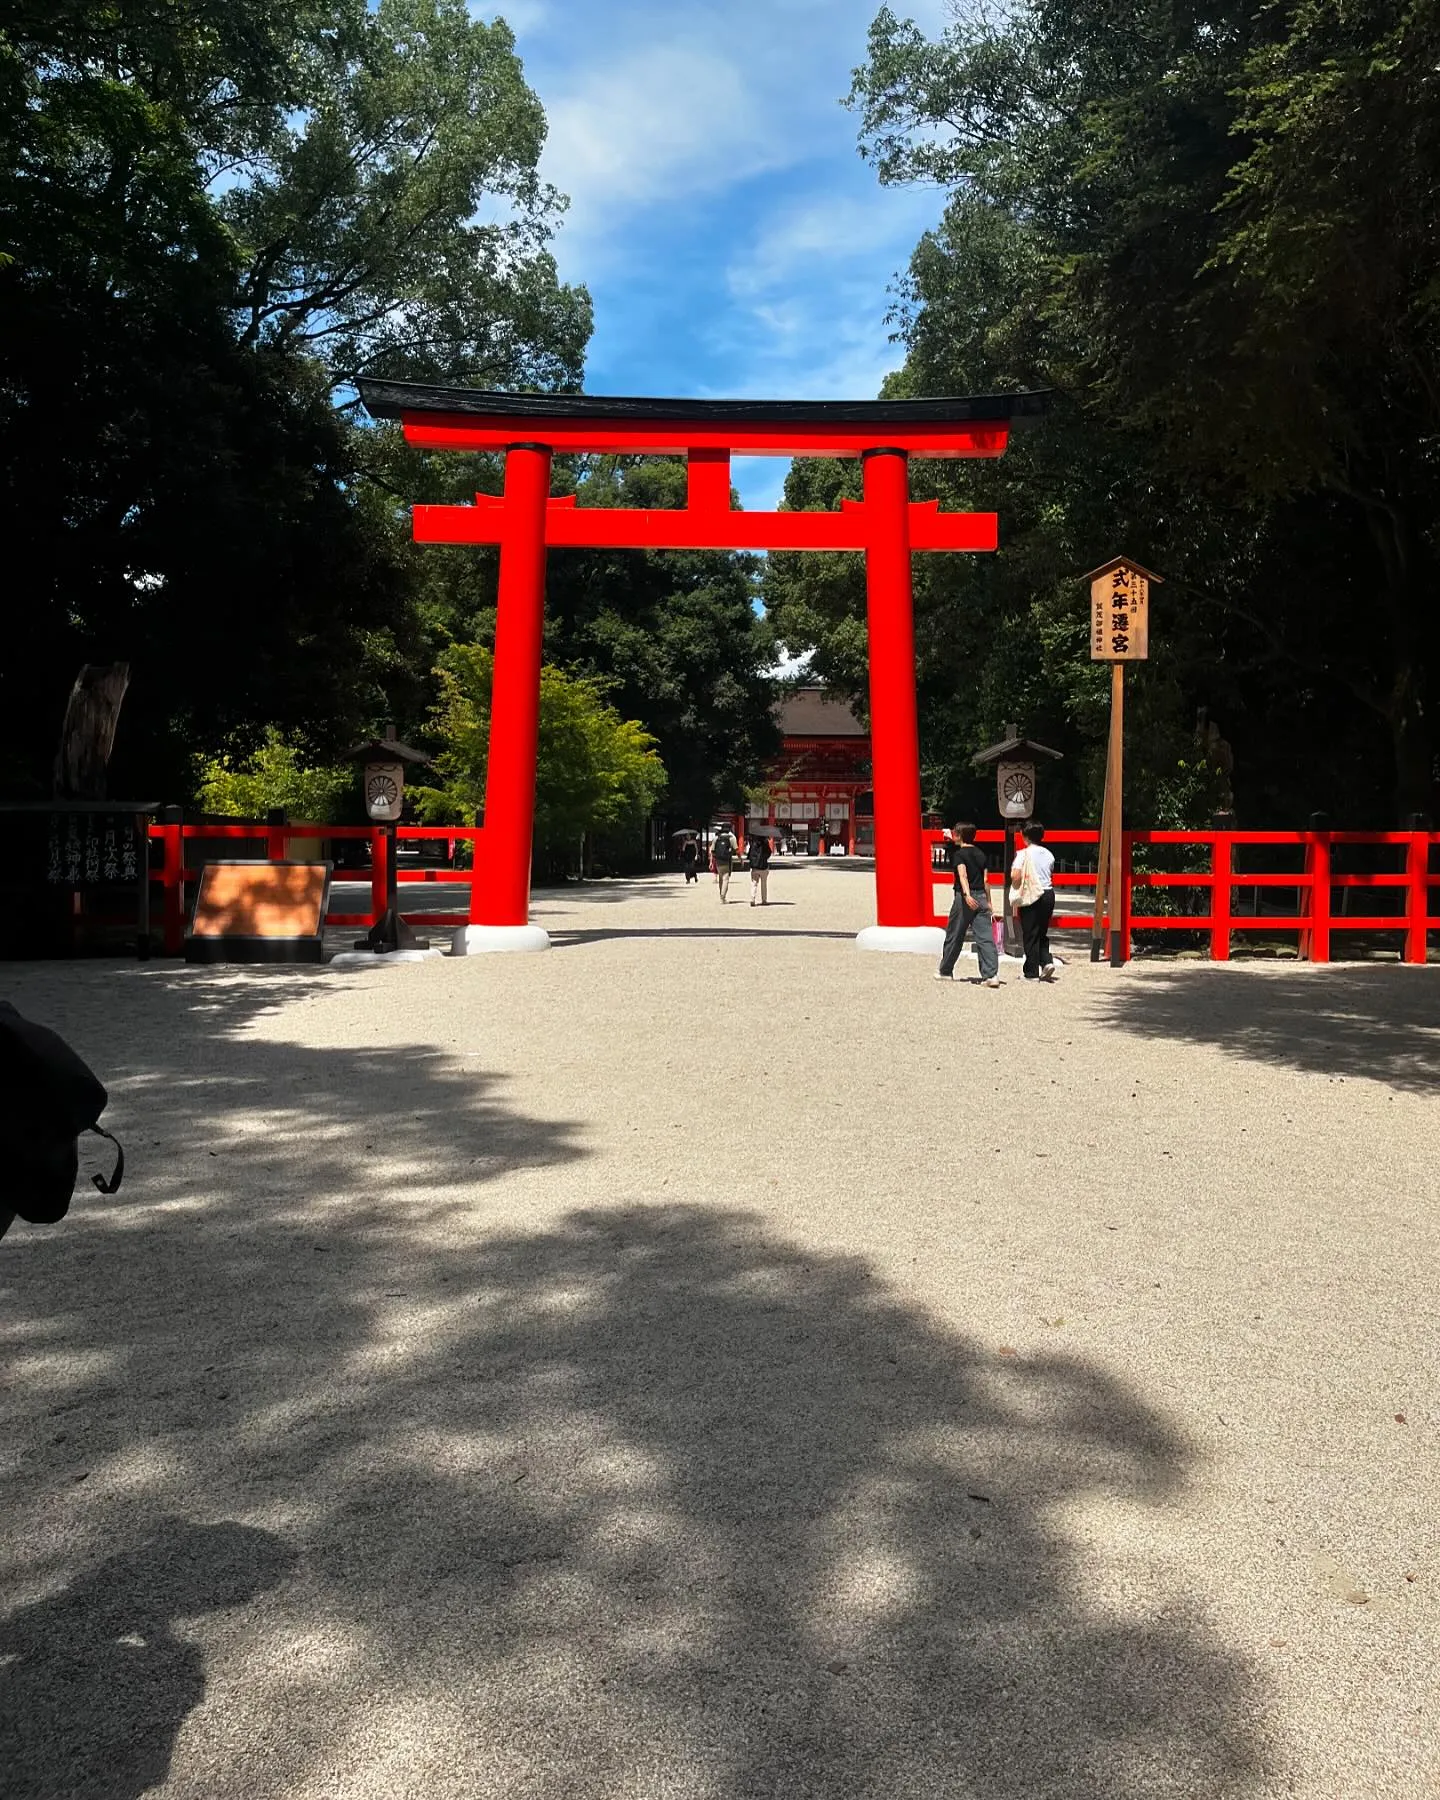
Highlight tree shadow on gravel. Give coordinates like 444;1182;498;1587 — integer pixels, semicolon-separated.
0;960;587;1209
1;1523;295;1800
1093;965;1440;1094
531;878;685;907
548;924;854;948
4;1180;1274;1792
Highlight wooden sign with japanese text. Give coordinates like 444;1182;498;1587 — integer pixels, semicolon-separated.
1088;557;1160;661
186;860;332;963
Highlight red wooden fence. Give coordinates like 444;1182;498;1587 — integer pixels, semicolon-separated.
143;820;1438;962
923;827;1440;964
148;820;483;955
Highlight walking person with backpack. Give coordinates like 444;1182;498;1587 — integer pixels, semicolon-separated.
710;824;736;902
746;832;773;905
1011;821;1058;981
936;823;1001;985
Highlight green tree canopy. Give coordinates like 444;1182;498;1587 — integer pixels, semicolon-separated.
382;447;783;824
195;728;354;822
544;459;781;824
770;0;1440;823
221;0;588;390
421;643;667;875
0;0;589;799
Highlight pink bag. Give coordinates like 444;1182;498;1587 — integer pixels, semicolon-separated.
992;916;1004;949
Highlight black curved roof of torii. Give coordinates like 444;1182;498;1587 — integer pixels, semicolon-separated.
357;379;1053;426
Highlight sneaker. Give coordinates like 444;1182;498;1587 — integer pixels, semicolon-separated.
1041;964;1058;981
934;970;952;981
984;977;1002;988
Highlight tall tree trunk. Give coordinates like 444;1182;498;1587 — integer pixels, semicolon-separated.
1354;494;1435;822
1387;659;1434;822
53;663;130;800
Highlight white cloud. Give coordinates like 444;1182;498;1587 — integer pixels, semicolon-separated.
522;0;957;252
470;0;549;30
474;0;959;500
768;646;815;679
728;186;939;299
540;42;788;247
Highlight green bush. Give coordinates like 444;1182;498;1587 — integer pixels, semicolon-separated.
427;644;667;875
196;729;354;823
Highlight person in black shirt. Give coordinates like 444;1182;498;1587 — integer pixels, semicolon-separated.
936;822;1001;984
710;827;736;902
746;832;773;904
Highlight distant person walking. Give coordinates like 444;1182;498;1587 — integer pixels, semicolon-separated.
711;826;736;903
747;833;772;905
1011;822;1057;981
936;823;1000;985
680;837;699;884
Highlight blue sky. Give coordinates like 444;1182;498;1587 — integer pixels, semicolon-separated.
486;0;952;510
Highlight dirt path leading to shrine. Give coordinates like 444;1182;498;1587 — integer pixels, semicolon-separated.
2;859;1436;1799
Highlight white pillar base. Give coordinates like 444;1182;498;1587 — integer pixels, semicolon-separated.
328;948;445;969
450;924;551;955
855;924;946;955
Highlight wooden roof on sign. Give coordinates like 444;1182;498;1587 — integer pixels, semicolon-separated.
1082;555;1165;584
343;735;430;765
972;725;1063;766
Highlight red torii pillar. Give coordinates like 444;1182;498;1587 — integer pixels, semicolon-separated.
482;443;551;943
862;449;927;933
356;381;1044;953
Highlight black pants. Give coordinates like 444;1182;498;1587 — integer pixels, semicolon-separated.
1018;890;1055;978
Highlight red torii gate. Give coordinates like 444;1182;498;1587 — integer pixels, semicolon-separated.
357;382;1047;952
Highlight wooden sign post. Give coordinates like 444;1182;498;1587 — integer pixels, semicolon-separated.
1085;557;1161;966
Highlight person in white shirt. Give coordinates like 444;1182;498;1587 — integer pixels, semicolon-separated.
1010;821;1058;981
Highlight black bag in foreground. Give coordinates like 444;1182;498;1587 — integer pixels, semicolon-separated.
0;1001;124;1228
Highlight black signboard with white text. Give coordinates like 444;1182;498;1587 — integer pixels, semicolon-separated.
1;803;155;958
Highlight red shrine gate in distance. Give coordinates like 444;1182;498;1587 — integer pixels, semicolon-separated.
357;382;1048;952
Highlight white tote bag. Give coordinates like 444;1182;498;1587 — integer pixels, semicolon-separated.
1012;848;1043;908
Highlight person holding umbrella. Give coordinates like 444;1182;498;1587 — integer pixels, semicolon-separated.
679;834;699;884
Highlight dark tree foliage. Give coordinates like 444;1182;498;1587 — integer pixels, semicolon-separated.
0;0;588;798
769;0;1440;825
545;460;780;825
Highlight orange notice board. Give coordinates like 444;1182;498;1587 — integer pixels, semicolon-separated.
185;860;332;962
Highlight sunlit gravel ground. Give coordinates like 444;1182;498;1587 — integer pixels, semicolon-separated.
2;859;1436;1799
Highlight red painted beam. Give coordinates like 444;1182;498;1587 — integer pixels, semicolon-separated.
400;412;1011;460
413;494;998;554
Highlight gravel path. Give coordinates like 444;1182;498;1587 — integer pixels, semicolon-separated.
2;859;1436;1799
